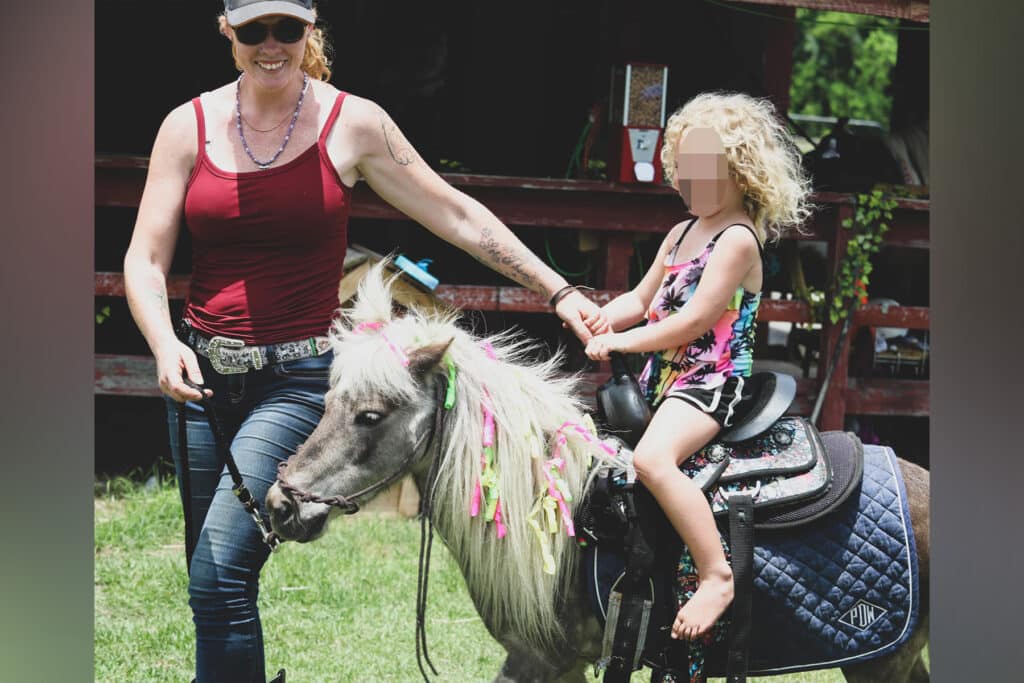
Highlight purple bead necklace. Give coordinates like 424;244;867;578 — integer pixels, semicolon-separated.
235;71;310;170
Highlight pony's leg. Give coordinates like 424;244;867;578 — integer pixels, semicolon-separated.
552;659;591;683
492;656;589;683
491;643;589;683
491;651;562;683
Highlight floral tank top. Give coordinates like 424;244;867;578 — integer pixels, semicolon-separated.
638;220;764;406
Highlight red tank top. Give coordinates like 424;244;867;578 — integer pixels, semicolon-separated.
182;91;351;344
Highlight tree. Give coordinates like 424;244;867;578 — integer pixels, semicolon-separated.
789;10;898;130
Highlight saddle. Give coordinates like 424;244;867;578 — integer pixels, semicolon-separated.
582;371;865;683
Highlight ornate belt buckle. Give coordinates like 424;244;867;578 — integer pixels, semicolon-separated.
207;335;248;375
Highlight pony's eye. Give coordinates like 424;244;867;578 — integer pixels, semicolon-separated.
355;411;384;427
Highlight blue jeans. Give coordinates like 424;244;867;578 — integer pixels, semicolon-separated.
166;351;331;683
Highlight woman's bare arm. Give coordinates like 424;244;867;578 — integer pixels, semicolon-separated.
123;103;209;402
340;97;606;340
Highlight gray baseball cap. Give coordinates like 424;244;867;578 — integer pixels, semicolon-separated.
224;0;315;27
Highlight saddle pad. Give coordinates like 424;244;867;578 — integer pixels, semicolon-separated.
585;444;920;677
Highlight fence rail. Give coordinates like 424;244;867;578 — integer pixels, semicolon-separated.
95;156;929;428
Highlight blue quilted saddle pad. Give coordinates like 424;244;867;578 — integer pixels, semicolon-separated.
585;443;921;676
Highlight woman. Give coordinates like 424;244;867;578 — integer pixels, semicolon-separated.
123;2;605;681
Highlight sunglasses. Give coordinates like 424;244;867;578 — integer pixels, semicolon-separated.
234;17;308;46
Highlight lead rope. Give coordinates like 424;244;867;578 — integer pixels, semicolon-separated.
415;377;450;682
181;378;282;553
177;401;196;574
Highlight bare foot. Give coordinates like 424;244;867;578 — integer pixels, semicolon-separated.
671;565;734;640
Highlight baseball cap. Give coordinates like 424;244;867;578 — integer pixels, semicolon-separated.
224;0;315;27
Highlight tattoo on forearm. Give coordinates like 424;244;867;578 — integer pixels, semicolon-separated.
477;225;541;291
380;116;415;166
150;288;168;315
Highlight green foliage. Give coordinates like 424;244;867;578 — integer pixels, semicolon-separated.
829;187;898;324
95;483;508;682
789;10;899;128
94;483;864;682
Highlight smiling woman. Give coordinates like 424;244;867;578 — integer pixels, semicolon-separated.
119;1;608;681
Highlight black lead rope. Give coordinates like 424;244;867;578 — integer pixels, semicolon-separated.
177;400;196;575
179;378;282;566
415;378;450;682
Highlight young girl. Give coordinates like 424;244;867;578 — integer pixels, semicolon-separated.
585;92;811;640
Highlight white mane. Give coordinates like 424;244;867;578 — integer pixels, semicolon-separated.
328;263;618;652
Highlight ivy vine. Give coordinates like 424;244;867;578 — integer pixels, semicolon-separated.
827;186;900;324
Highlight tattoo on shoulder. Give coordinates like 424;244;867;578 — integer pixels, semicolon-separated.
380;115;415;166
477;226;539;290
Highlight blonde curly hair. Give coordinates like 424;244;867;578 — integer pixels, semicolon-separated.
218;12;333;82
661;92;812;243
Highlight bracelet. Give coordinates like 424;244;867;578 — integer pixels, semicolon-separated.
549;284;578;309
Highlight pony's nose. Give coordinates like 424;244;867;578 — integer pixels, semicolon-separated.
266;483;295;524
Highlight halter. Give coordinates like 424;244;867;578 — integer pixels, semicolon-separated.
274;376;449;515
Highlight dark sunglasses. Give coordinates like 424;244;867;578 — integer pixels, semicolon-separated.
234;17;308;46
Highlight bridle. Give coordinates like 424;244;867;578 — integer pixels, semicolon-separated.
273;376;448;515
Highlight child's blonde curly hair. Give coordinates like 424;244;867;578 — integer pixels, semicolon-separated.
661;91;813;243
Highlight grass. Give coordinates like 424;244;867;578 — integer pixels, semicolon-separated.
96;479;860;683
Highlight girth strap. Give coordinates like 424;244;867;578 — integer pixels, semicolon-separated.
725;494;755;682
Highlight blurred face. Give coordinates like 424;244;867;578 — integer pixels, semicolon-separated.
229;15;310;90
672;127;736;216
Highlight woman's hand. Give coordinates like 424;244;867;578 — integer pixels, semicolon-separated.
155;340;213;403
585;332;629;361
555;290;610;342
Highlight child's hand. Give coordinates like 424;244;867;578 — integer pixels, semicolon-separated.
583;306;611;335
585;332;626;361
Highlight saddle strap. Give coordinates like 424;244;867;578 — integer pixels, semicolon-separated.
726;494;754;683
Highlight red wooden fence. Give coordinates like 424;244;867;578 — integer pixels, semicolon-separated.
95;156;929;428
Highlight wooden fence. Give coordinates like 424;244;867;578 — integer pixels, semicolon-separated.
95;155;929;430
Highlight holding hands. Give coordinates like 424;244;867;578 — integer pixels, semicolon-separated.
553;287;611;342
585;330;631;361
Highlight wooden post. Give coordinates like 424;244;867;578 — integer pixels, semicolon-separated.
761;6;797;114
596;231;635;377
602;231;633;292
817;204;855;431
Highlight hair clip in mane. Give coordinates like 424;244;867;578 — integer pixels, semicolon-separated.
353;320;409;367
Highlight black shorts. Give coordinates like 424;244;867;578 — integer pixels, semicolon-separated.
659;374;754;428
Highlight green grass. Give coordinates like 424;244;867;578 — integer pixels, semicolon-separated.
96;480;860;682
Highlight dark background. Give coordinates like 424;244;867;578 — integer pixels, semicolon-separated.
95;0;788;173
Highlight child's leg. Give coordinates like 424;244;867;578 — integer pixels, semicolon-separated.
632;397;732;640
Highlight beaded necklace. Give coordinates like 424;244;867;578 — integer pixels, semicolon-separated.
235;71;310;170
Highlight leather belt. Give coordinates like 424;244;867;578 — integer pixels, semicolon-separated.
184;328;332;375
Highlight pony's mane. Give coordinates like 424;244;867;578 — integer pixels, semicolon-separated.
328;263;618;652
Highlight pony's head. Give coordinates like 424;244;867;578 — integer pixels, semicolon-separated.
266;263;456;542
266;261;618;651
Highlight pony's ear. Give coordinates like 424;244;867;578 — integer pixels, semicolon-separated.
407;338;453;377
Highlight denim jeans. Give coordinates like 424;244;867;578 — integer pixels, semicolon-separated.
166;350;331;683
